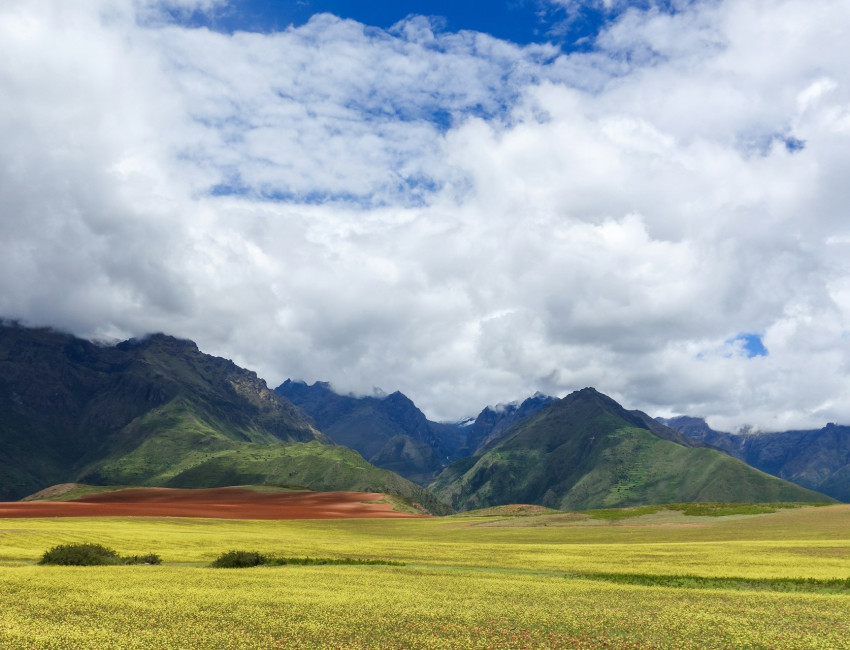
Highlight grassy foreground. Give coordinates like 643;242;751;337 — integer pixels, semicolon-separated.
2;504;850;648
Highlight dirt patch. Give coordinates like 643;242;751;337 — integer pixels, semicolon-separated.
0;488;429;520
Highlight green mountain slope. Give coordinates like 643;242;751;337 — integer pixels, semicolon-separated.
662;416;850;502
0;323;450;513
74;398;449;514
87;433;450;515
431;388;831;511
0;324;324;499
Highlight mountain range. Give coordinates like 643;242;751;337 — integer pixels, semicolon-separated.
0;321;841;512
430;388;826;510
275;380;462;485
0;323;448;513
275;380;558;485
661;416;850;502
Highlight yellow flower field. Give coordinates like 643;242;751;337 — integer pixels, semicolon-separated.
2;504;850;648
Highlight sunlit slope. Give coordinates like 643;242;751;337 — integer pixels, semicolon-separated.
0;324;452;514
68;399;451;514
431;388;830;511
0;324;325;499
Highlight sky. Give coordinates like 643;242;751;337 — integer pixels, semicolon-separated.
2;0;850;431
168;0;613;46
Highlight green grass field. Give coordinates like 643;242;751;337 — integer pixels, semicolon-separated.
2;504;850;648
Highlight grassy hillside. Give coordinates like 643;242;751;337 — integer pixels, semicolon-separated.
663;416;850;502
431;388;830;511
0;324;454;514
0;325;329;499
66;397;450;514
163;441;450;515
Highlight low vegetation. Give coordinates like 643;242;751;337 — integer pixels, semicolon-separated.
568;572;850;594
1;503;847;648
39;543;161;566
210;549;404;568
586;501;830;519
458;504;562;517
210;550;267;568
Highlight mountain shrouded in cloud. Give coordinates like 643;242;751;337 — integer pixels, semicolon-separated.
0;322;451;514
2;0;850;430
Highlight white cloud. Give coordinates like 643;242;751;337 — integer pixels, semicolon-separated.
2;0;850;429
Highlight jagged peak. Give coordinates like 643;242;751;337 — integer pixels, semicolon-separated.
484;391;556;415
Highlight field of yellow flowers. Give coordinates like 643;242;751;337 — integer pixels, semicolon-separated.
2;504;850;648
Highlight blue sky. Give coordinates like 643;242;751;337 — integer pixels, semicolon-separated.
733;334;769;358
173;0;613;49
3;0;850;431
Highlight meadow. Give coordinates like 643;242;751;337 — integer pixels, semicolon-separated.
2;504;850;648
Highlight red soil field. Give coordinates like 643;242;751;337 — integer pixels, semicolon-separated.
0;488;429;519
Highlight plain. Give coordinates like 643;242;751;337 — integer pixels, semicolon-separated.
2;504;850;648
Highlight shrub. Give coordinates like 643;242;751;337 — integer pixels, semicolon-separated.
210;550;268;568
209;551;404;568
266;557;404;566
39;543;122;566
208;550;405;568
123;553;163;565
39;544;163;566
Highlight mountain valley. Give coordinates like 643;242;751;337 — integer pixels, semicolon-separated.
0;322;843;513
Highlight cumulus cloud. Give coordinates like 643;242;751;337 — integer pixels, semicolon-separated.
2;0;850;429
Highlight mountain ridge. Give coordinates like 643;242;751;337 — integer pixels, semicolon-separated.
660;416;850;502
275;380;565;484
275;379;462;485
431;388;830;511
0;323;449;513
2;321;841;514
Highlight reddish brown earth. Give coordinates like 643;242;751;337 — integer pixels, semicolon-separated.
0;488;429;519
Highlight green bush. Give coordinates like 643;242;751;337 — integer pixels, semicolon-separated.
266;556;404;566
210;550;268;568
123;553;163;565
208;550;404;568
39;543;163;566
39;543;122;566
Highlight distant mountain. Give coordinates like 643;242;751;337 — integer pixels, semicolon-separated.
275;380;465;485
461;393;558;455
431;388;830;511
460;391;696;455
0;323;450;513
660;416;850;502
274;382;573;485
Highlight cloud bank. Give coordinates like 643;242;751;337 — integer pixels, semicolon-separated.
2;0;850;430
